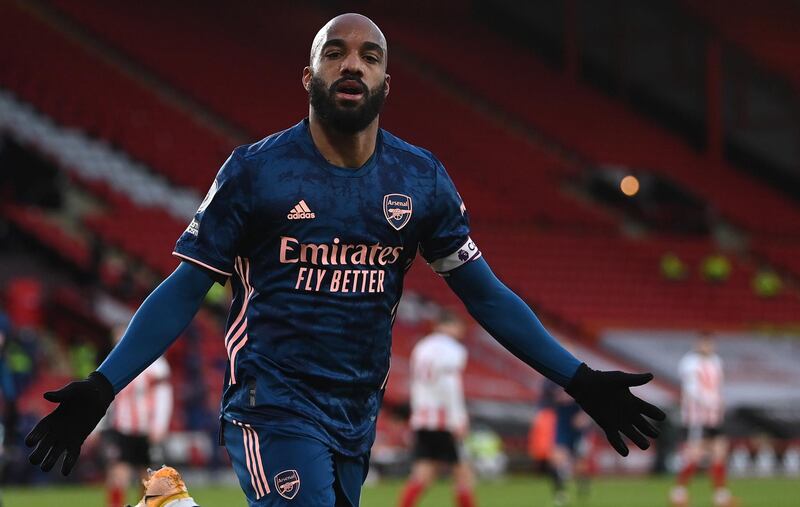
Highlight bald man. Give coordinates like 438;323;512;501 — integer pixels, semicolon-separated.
28;13;664;507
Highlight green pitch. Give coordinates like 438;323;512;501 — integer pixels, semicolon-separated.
3;476;798;506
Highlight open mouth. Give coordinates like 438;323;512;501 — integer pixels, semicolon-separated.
335;80;366;101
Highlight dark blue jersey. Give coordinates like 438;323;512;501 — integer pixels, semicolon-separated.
174;119;481;455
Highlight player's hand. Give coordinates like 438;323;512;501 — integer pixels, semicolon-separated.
25;371;115;475
565;363;666;456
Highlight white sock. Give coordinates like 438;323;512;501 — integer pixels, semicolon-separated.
670;485;688;502
714;488;731;506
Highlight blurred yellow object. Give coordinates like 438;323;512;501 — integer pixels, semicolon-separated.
752;270;782;298
204;281;226;306
130;466;199;507
701;254;731;282
660;252;687;280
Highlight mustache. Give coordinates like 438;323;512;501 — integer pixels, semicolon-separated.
329;75;368;94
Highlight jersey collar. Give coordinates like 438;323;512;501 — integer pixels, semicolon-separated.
296;118;382;178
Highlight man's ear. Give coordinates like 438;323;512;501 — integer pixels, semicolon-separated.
384;73;391;97
302;67;312;92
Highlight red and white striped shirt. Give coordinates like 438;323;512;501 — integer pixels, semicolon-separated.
111;356;173;438
409;333;467;433
678;351;724;428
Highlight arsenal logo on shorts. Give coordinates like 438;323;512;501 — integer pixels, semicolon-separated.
274;469;300;500
383;193;413;231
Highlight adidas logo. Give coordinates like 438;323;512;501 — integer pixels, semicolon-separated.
287;200;315;220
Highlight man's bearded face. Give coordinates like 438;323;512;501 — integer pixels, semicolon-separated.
309;74;386;134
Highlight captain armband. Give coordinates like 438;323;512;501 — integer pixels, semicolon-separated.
429;237;482;276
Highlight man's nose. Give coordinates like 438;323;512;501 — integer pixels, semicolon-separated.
339;51;364;77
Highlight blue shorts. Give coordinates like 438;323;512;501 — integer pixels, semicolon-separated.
223;419;369;506
555;422;583;452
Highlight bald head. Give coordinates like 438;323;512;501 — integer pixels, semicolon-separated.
310;13;387;68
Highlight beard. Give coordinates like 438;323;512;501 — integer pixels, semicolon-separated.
309;74;386;134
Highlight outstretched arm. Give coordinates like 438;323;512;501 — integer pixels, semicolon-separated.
26;261;215;475
99;261;216;391
445;257;665;455
444;257;581;386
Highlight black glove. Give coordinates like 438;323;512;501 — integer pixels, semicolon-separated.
566;363;666;456
25;371;115;475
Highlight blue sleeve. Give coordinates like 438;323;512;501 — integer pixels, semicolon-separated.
445;257;582;386
98;262;215;392
173;150;251;277
419;158;479;274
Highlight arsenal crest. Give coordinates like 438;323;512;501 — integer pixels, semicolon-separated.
274;469;300;500
383;193;413;231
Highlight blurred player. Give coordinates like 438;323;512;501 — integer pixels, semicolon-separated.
531;381;592;507
27;13;665;507
670;335;736;507
398;311;475;507
551;387;593;507
126;465;199;507
106;325;173;507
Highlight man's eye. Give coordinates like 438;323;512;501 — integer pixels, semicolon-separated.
325;52;341;58
364;55;379;63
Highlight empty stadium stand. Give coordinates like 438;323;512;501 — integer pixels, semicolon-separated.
0;1;233;193
680;0;800;92
371;11;800;237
